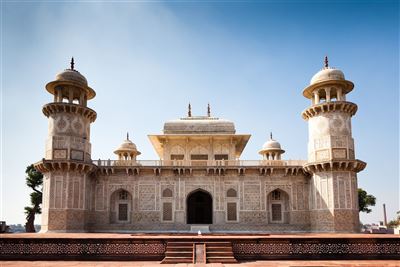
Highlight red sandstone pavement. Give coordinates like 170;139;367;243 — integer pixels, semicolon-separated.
2;233;399;239
1;260;400;266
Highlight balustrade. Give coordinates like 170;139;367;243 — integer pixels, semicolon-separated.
93;159;306;167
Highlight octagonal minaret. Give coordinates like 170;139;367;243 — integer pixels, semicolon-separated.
35;58;97;232
302;57;366;232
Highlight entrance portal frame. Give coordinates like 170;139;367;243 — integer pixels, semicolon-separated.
186;189;213;224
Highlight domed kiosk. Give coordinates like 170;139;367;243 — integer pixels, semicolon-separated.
45;58;96;105
303;56;354;105
114;133;141;161
259;133;285;160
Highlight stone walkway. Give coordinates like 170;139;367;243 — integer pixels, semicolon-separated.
1;261;400;267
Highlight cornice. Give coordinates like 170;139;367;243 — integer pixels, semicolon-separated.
42;102;97;123
302;101;357;120
34;159;97;174
303;159;366;173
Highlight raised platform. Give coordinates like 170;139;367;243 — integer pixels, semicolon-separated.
1;233;399;262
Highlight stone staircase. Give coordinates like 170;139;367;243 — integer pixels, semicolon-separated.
161;240;237;264
161;241;194;264
206;241;237;263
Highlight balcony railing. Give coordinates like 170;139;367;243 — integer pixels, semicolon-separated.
93;159;307;167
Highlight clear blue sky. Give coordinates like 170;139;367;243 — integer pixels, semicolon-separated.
1;1;398;226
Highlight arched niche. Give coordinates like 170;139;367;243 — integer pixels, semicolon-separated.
267;189;290;224
109;189;132;224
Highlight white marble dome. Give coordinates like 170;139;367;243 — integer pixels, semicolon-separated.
258;134;285;158
302;58;354;99
310;67;345;85
262;139;282;150
55;69;88;86
114;137;141;156
45;60;96;100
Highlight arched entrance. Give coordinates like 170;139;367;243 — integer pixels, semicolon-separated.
186;190;212;224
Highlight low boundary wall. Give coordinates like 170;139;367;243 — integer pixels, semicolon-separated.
1;233;399;261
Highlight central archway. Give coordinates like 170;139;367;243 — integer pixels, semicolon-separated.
186;190;212;224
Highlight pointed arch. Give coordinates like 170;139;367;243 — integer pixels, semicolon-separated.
186;189;213;224
110;189;132;224
267;188;290;224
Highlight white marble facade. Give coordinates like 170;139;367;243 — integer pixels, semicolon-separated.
35;57;366;233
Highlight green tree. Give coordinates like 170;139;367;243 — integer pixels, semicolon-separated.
24;164;43;232
387;211;400;228
358;188;376;213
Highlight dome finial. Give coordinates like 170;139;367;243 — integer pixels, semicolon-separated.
127;132;129;140
188;103;192;117
70;57;75;70
324;56;329;68
207;103;211;117
270;132;273;140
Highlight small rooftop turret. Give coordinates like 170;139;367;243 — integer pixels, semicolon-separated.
259;133;285;160
114;133;141;161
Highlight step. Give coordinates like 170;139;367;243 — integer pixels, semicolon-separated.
206;246;233;251
165;252;193;257
208;258;238;263
166;246;193;250
162;258;193;264
207;251;234;256
205;241;232;245
167;241;194;245
164;256;193;262
205;244;232;247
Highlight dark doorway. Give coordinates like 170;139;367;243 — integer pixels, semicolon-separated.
187;190;212;224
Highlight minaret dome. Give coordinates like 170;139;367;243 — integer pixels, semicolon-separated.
303;56;354;105
45;58;96;106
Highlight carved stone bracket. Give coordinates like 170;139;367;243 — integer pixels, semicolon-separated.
259;167;274;176
284;167;307;176
303;159;366;173
34;159;97;173
302;101;357;120
43;102;97;122
125;167;140;176
237;168;246;176
97;167;115;175
173;168;192;176
153;168;161;176
206;168;225;176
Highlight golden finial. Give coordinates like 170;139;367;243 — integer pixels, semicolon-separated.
188;103;192;117
70;57;75;70
207;103;211;117
324;56;329;68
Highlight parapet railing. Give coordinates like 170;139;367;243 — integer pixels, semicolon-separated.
93;159;307;167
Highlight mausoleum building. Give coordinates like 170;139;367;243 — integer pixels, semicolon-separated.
35;57;366;233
